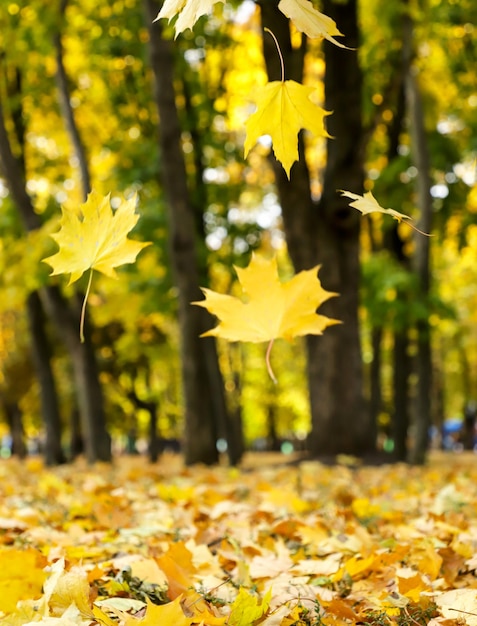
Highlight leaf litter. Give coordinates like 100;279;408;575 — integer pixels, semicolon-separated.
1;452;477;625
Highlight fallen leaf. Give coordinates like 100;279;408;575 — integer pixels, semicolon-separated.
0;548;47;614
156;542;197;600
125;596;193;626
228;587;272;626
435;589;477;626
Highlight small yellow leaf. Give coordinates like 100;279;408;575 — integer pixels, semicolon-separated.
244;80;331;178
339;190;431;235
228;587;272;626
47;565;93;618
42;190;151;285
154;0;224;38
124;596;193;626
193;254;338;343
278;0;350;48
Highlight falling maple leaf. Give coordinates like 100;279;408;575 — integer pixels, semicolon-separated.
244;80;331;178
42;190;151;341
154;0;224;38
339;190;431;235
192;254;338;381
43;190;151;285
278;0;350;48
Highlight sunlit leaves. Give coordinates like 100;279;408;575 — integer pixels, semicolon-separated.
1;457;477;624
244;81;331;177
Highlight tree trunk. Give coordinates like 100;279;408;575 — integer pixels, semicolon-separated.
403;10;433;465
3;402;26;459
0;97;111;463
144;0;229;465
54;0;91;201
310;0;369;456
26;292;66;465
369;327;383;446
392;331;410;460
259;0;371;457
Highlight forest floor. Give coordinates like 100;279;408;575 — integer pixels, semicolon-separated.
1;450;477;625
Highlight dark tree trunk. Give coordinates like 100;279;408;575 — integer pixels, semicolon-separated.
369;327;383;446
144;0;229;465
309;0;369;456
127;389;159;462
267;404;280;452
54;0;91;201
0;97;111;463
403;11;433;465
26;292;66;465
392;331;410;460
259;0;372;457
70;407;83;458
3;402;26;459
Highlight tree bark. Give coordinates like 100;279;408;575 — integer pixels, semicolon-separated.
3;402;26;458
259;0;372;457
403;10;433;465
0;96;111;463
26;292;66;465
54;0;91;200
369;327;383;445
144;0;229;465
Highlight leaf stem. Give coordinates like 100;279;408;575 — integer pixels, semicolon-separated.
265;339;278;384
264;27;285;82
80;269;94;343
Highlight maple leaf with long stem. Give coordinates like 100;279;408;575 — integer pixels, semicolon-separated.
192;254;339;383
244;29;331;178
43;190;151;341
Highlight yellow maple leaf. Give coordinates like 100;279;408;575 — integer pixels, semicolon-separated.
244;80;331;178
42;190;151;341
228;587;272;626
192;254;338;381
43;190;151;285
339;190;431;235
154;0;224;38
194;254;337;343
278;0;349;48
124;596;193;626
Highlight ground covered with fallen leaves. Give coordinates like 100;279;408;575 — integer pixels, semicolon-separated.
1;452;477;626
